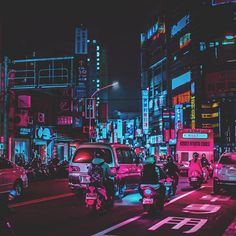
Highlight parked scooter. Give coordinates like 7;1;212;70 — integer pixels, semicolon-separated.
189;170;203;189
139;183;165;215
85;184;114;214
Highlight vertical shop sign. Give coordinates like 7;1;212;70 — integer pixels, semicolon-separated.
142;90;149;134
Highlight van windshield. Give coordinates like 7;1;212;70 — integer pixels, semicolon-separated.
72;148;112;164
219;155;236;165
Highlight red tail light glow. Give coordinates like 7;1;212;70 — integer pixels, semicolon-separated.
110;167;117;175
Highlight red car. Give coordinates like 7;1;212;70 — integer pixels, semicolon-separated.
0;158;28;196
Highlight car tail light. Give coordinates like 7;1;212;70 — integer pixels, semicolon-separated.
69;166;80;172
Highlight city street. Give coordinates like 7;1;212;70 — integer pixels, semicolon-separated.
9;177;236;236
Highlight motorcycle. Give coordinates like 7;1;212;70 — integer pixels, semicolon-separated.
139;183;165;215
189;170;203;189
164;176;177;200
85;184;113;214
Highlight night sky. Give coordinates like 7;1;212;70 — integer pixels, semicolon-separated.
2;1;158;112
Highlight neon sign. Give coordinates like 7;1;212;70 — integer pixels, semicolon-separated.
183;133;208;139
212;0;236;6
142;90;149;134
191;96;196;128
180;33;191;49
171;14;190;37
173;91;190;105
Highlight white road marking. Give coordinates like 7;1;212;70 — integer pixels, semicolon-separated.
148;216;208;234
92;187;205;235
91;215;143;236
10;193;75;208
183;204;221;214
201;195;231;202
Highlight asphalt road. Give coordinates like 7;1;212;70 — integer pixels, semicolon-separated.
8;177;236;236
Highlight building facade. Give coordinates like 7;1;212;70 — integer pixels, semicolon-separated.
141;0;236;156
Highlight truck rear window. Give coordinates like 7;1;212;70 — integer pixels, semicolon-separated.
72;148;112;164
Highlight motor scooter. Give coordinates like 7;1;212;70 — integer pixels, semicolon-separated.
189;170;203;189
139;183;165;215
85;184;114;214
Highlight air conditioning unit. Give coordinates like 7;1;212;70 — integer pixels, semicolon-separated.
15;113;29;127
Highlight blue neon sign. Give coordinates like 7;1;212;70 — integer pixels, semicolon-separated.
171;15;190;37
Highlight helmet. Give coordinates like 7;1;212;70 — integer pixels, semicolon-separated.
167;155;173;162
145;156;156;164
193;152;199;159
202;153;206;158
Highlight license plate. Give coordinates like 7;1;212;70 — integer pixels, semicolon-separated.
86;193;97;200
191;177;198;181
165;182;172;186
143;198;153;204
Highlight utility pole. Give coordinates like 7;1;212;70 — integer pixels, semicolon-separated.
3;56;9;158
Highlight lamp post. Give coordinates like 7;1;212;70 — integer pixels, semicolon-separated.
88;81;119;142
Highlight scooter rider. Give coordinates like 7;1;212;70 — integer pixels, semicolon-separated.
201;153;211;181
90;149;116;199
163;155;180;186
201;153;210;168
188;152;203;177
139;156;166;205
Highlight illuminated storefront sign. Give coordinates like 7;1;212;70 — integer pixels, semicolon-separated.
35;127;53;140
57;116;73;125
212;0;236;6
172;71;191;90
20;128;32;136
173;91;190;105
175;104;183;131
150;135;163;144
141;21;165;43
180;33;191;49
171;14;190;37
142;90;149;134
191;96;196;128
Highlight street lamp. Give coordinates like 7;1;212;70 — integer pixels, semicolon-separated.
88;81;119;142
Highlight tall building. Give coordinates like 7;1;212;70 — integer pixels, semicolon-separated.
141;0;236;156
